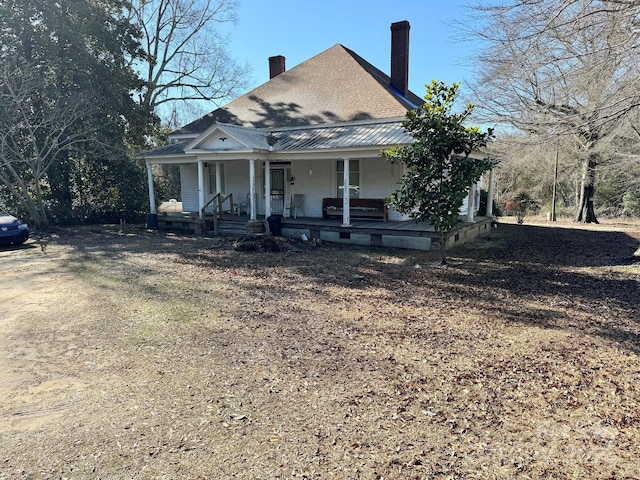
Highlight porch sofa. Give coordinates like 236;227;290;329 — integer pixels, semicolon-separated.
322;198;388;221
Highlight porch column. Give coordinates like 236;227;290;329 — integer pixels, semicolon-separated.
466;185;475;223
197;160;205;219
264;160;271;218
486;169;494;217
146;162;156;214
342;157;351;226
249;158;257;221
215;162;222;194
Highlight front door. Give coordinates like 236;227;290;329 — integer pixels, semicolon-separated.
270;169;285;214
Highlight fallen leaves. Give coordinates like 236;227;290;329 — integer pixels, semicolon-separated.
0;222;639;478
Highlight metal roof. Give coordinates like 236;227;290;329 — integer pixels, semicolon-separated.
141;118;413;158
215;123;271;150
269;119;412;151
140;141;188;157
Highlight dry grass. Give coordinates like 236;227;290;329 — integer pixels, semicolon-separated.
0;220;639;479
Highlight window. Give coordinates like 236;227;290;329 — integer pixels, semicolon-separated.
337;160;359;198
209;164;225;194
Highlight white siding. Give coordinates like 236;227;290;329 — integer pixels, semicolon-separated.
224;160;255;212
461;194;469;215
180;164;199;212
179;156;480;221
360;156;405;221
460;181;482;216
263;157;405;219
202;137;244;150
289;159;335;218
181;160;261;214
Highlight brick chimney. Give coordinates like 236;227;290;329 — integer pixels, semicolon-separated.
269;55;286;79
390;20;410;98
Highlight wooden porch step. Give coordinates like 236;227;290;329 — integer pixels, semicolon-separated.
204;215;250;237
215;224;248;236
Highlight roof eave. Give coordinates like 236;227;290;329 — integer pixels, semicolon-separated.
184;148;258;156
143;153;197;164
185;150;269;161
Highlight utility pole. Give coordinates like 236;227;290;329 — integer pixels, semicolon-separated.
551;146;559;222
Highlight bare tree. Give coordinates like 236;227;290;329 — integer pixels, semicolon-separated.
127;0;251;125
466;0;640;222
0;59;96;229
470;1;640;38
487;133;583;216
603;108;640;190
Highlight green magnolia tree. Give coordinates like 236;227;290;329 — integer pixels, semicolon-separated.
383;81;497;264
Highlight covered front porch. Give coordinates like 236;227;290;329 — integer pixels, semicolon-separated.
142;120;420;229
141;119;496;251
154;211;493;251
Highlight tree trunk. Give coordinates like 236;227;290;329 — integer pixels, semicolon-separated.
33;180;49;230
439;230;447;265
575;153;599;224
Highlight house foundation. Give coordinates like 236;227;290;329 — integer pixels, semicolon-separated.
152;214;493;251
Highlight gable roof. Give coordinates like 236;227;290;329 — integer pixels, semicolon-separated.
173;44;423;136
187;122;274;151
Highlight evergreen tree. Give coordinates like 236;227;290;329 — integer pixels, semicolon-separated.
383;81;497;264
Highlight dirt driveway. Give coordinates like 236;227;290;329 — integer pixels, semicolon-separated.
0;240;90;434
1;221;639;479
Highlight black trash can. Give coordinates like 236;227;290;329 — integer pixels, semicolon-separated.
266;214;282;236
146;213;158;230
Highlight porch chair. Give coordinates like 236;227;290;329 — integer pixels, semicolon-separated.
234;194;247;216
291;194;305;218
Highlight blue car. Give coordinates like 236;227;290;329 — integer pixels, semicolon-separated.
0;213;29;245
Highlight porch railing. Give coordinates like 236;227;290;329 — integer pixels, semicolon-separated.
201;192;234;234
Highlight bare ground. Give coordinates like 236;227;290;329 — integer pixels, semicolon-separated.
0;219;639;479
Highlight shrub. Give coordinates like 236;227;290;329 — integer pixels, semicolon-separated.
622;189;640;217
504;189;539;224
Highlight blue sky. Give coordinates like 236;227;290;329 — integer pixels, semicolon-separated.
226;0;475;98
